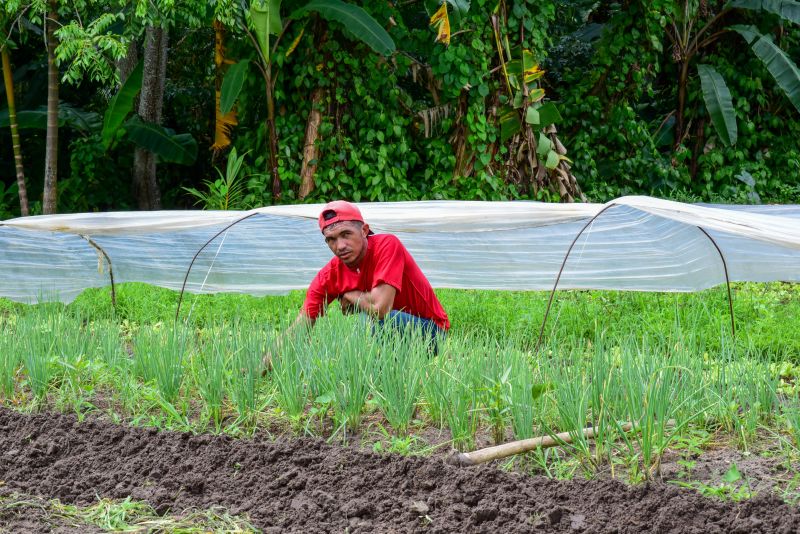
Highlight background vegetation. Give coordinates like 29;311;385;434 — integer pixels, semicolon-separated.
2;0;798;218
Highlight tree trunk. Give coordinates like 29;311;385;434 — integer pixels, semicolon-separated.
298;89;325;199
1;47;28;216
265;69;281;202
116;38;139;85
133;26;168;210
298;21;328;200
675;58;690;151
42;1;59;215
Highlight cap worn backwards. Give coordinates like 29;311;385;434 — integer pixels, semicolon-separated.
318;200;368;232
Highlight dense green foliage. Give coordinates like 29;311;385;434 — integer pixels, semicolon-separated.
1;1;799;215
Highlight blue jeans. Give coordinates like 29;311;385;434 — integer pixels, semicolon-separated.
367;310;445;354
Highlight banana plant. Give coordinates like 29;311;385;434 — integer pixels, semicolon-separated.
665;0;800;148
426;0;582;201
96;61;197;165
219;0;396;201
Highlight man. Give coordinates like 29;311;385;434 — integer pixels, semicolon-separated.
269;200;448;356
302;200;449;336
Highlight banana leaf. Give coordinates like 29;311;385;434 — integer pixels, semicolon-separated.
697;63;737;146
124;115;198;165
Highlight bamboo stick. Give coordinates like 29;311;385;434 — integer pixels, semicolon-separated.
447;420;674;466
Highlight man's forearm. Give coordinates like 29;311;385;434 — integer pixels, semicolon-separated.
353;290;380;316
345;290;389;318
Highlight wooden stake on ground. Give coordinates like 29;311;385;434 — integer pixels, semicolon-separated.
446;420;674;466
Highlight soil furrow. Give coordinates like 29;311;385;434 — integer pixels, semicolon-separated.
1;408;798;533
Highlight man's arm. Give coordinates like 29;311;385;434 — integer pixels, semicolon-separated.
340;283;397;319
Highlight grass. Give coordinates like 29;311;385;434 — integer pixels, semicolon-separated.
0;281;799;490
0;492;259;532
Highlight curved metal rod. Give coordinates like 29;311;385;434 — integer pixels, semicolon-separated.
696;226;735;337
534;203;618;354
534;205;737;354
175;212;261;321
81;235;116;311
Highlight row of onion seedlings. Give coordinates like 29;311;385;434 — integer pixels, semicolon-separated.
1;309;798;472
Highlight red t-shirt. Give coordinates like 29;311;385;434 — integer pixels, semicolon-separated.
302;234;450;330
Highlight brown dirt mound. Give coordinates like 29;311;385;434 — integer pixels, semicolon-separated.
1;407;799;533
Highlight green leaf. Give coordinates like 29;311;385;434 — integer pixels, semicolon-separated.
0;109;48;129
512;90;524;108
0;104;100;134
499;107;521;143
537;102;562;128
297;0;395;56
124;115;198;165
58;104;102;133
446;0;470;17
537;132;551;157
697;64;737;146
220;60;249;115
525;106;540;125
446;0;470;28
734;25;800;112
250;0;283;63
102;61;143;150
545;149;559;170
722;463;742;484
729;0;800;24
531;382;552;401
730;24;759;43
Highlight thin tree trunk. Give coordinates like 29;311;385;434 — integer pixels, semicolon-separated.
298;87;325;199
298;21;328;200
265;69;281;202
1;47;28;216
690;117;705;180
133;26;168;210
675;58;690;151
42;1;59;215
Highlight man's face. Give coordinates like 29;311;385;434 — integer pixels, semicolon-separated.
322;221;370;268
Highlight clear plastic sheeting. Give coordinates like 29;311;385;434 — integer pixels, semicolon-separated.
0;196;798;303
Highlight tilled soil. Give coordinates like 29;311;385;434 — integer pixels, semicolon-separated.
1;407;799;533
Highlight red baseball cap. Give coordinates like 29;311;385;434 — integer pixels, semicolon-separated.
318;200;372;233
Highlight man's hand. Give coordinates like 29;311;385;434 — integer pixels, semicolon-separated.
339;285;396;318
340;290;363;314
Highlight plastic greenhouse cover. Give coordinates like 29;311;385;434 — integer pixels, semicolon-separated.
0;196;799;304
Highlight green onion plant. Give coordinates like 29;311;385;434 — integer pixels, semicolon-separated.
133;324;187;404
192;324;229;430
616;336;700;480
372;325;428;436
543;343;596;476
0;318;20;398
270;327;308;420
427;335;481;451
506;347;541;441
19;312;57;402
325;315;377;434
227;323;266;423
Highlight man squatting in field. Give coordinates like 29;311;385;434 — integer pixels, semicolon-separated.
264;200;449;367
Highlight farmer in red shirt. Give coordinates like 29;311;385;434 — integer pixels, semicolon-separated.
303;200;449;336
